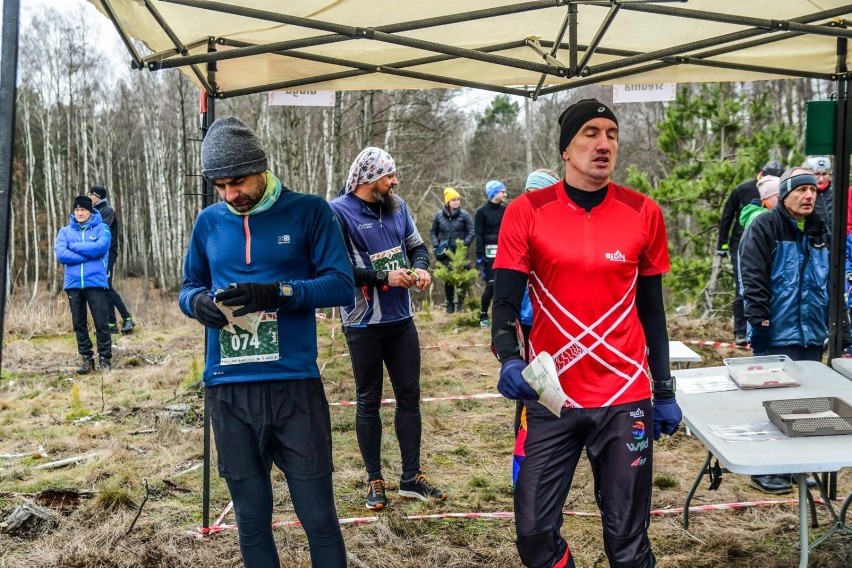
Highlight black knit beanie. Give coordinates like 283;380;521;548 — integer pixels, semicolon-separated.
201;116;269;180
558;98;619;154
73;195;94;213
89;185;107;199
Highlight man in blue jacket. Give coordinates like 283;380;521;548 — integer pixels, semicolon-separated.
55;195;112;374
330;147;447;511
178;116;352;568
739;167;829;494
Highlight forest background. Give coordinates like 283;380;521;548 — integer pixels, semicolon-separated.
7;2;835;315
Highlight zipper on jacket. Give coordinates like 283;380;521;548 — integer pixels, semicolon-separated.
243;216;251;265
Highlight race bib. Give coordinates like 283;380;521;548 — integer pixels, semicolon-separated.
219;311;279;365
370;245;407;272
485;244;498;259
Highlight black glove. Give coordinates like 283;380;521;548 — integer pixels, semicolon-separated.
216;282;289;316
750;324;771;355
192;292;228;329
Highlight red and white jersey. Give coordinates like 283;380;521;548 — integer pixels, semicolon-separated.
494;182;670;408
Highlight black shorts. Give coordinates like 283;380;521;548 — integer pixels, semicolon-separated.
209;379;334;481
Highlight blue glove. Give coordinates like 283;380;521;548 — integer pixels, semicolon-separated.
497;359;538;401
652;398;682;440
750;325;771;355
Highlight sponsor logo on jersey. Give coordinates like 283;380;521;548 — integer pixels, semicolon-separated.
629;407;645;418
632;421;646;440
605;250;626;262
626;438;649;452
631;456;647;468
277;234;290;244
357;222;373;230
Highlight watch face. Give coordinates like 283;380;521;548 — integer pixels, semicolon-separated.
280;283;293;297
377;270;387;282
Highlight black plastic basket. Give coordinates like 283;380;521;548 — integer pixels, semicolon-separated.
763;397;852;437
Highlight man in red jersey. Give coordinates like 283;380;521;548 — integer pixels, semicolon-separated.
490;99;681;568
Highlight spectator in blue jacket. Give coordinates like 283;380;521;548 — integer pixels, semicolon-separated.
178;116;352;568
739;168;828;494
55;195;112;374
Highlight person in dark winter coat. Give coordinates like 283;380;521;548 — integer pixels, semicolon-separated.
89;185;134;334
803;156;834;237
430;186;475;312
55;195;112;374
716;159;785;346
474;180;507;327
738;168;829;494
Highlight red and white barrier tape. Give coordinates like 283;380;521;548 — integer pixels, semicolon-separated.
682;339;749;350
329;392;502;407
193;498;827;537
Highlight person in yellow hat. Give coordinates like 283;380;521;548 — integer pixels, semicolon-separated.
430;187;474;313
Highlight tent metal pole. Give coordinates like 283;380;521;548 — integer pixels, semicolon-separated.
99;0;144;69
0;0;20;373
830;38;850;368
142;0;187;55
574;4;620;76
619;2;852;40
200;38;217;539
827;36;850;504
160;0;559;35
531;9;572;99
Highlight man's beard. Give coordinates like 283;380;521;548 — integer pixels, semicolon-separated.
373;188;400;214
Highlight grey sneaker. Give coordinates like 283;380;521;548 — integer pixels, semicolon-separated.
479;318;491;328
399;474;447;502
76;357;95;375
365;479;387;510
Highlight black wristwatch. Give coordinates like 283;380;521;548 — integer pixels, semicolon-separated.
653;376;677;393
278;282;294;299
375;269;388;285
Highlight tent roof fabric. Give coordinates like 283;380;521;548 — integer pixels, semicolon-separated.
90;1;852;97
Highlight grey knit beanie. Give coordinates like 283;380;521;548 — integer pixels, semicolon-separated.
201;116;268;179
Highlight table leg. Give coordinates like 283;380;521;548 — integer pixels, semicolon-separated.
797;474;809;568
683;451;712;530
840;492;852;525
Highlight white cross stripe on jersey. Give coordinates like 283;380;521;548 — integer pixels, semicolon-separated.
529;270;647;407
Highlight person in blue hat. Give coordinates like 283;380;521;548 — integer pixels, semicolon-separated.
474;179;508;327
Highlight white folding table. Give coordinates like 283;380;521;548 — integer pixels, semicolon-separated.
673;361;852;567
668;340;702;369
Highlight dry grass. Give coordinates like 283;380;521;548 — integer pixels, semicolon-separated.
1;281;851;567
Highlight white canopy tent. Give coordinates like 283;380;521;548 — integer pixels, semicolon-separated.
83;0;852;356
89;1;852;97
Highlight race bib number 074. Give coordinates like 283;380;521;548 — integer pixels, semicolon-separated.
219;311;280;365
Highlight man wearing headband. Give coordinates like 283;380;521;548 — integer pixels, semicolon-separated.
179;116;351;567
330;147;447;511
490;98;680;568
738;167;830;494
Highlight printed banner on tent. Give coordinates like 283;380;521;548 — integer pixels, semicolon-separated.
268;90;335;107
612;83;676;104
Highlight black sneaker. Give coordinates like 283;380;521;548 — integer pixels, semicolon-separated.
749;474;792;494
399;474;447;502
120;318;135;334
365;479;387;510
108;323;120;335
735;332;748;347
99;358;112;372
446;302;455;314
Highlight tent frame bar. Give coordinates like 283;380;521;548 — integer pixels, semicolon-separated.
99;0;143;69
128;1;850;98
